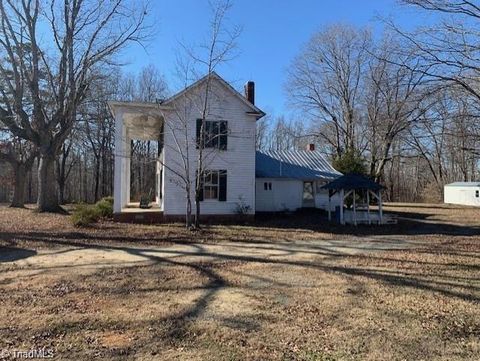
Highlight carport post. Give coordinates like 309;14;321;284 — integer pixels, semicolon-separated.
367;190;371;225
328;190;332;221
339;189;345;225
353;189;357;226
378;191;383;224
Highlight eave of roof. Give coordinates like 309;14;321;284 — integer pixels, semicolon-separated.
107;101;171;117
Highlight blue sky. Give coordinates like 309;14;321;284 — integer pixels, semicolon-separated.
121;0;433;117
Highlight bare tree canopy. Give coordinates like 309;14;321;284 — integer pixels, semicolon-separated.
287;24;371;155
0;0;151;211
392;0;480;101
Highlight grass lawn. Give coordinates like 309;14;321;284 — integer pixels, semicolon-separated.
0;203;479;360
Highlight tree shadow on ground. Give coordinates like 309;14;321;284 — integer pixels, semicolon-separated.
0;246;37;262
2;228;479;359
253;209;480;236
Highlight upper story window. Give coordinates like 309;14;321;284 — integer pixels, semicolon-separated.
264;182;272;191
196;119;228;150
476;190;479;198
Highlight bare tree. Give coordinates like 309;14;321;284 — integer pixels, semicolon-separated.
0;0;150;211
166;0;241;228
287;24;371;156
395;1;480;102
365;37;429;182
0;136;36;207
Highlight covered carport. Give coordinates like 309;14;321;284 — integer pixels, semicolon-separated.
322;174;384;225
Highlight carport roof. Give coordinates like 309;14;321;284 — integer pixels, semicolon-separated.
321;173;384;191
255;150;341;180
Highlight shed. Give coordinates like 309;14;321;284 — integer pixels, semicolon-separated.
255;148;342;212
444;182;480;207
322;174;384;225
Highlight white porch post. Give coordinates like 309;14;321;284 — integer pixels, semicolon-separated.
353;189;357;226
367;190;371;225
114;109;129;213
340;189;345;225
378;191;383;225
124;139;131;206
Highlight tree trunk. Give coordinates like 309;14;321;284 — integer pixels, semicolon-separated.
10;163;26;208
194;198;200;228
58;178;65;205
186;187;192;229
94;158;100;202
37;152;61;212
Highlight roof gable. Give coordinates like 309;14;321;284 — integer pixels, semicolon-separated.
161;72;265;119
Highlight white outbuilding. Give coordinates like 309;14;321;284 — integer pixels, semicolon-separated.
444;182;480;207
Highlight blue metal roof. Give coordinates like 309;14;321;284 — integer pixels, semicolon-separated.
255;150;341;180
321;173;383;191
445;182;480;187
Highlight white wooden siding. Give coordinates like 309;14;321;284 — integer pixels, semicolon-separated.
162;78;256;215
255;179;303;211
256;178;342;212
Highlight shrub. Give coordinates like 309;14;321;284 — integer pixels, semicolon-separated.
71;204;101;227
235;195;251;215
95;197;114;218
332;148;367;175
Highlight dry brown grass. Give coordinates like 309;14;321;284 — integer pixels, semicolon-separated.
384;202;480;227
0;203;479;360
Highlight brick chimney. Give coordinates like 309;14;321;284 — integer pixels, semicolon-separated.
244;81;255;105
307;143;315;151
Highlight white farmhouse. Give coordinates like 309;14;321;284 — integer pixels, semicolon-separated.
444;182;480;207
109;72;341;222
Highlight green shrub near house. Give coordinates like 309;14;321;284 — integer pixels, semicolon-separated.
71;197;114;227
95;196;114;218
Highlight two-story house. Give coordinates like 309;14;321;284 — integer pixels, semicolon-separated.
109;72;265;222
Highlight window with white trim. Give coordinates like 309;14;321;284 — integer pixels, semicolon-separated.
204;171;219;200
199;170;227;201
196;119;228;150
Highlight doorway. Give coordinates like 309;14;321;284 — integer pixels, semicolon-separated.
303;181;315;208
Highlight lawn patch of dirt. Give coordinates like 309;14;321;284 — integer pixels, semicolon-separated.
0;203;479;360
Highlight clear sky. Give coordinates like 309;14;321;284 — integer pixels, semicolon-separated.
121;0;433;117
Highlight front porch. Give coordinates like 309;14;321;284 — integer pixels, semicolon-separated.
109;101;168;215
113;202;164;223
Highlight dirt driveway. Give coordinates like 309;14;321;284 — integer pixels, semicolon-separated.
2;236;423;276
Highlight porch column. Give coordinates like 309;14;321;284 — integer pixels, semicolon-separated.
114;109;130;213
125;139;131;206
